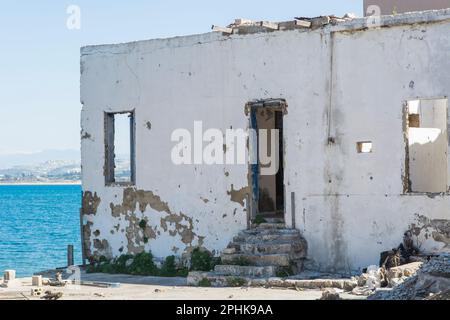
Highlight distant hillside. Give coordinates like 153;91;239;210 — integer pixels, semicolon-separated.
0;150;130;183
0;149;80;169
0;160;81;183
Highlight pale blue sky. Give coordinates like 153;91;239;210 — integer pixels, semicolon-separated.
0;0;362;155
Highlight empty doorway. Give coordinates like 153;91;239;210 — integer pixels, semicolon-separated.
247;99;287;223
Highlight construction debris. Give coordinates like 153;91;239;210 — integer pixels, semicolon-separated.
318;289;342;300
41;291;63;300
368;254;450;300
44;272;66;287
32;275;43;287
31;288;44;297
352;261;424;296
0;269;20;288
211;25;233;34
211;14;358;35
3;270;15;281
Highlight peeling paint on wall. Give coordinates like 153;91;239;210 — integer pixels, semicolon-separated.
107;188;202;255
82;191;101;215
409;214;450;249
227;184;250;207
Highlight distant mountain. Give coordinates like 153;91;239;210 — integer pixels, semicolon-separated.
0;149;80;169
0;150;131;183
0;160;81;183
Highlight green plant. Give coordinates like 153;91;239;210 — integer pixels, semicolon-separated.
160;255;177;277
252;215;266;225
85;252;190;277
198;278;212;287
275;266;294;278
190;248;217;271
175;267;189;277
86;255;112;273
128;251;158;276
226;277;246;287
159;255;189;277
112;254;134;274
138;219;147;229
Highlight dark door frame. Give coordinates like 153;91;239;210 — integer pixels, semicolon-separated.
245;99;288;226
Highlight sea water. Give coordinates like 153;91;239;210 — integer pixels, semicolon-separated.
0;185;82;277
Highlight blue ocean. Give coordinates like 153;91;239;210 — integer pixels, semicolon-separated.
0;185;82;277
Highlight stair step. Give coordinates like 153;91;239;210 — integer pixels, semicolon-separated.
233;232;302;243
214;265;277;277
232;241;306;255
263;218;285;224
221;253;293;267
239;229;301;237
253;223;285;229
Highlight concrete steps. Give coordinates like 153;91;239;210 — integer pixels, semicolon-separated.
233;229;302;243
255;223;286;229
230;240;307;255
221;253;292;267
188;222;310;287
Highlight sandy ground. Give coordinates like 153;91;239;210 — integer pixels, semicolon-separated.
0;273;365;300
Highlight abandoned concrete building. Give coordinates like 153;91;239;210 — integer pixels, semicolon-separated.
80;9;450;275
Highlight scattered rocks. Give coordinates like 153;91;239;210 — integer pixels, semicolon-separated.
31;288;44;297
41;291;63;300
319;289;341;300
368;254;450;300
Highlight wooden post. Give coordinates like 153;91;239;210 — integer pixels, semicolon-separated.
67;244;74;267
291;192;296;229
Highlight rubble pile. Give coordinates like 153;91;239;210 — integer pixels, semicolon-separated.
368;254;450;300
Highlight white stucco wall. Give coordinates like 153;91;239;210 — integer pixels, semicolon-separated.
81;10;450;272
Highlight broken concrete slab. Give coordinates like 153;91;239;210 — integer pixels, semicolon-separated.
214;265;277;278
3;270;16;281
187;271;357;291
369;254;450;300
387;262;423;282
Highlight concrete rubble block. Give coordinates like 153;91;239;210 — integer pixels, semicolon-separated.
319;289;341;300
368;254;450;300
387;262;423;282
187;271;358;291
31;288;43;297
357;273;369;287
310;16;331;29
266;278;357;291
390;277;408;287
187;271;250;287
4;270;16;281
32;275;43;287
222;248;236;255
